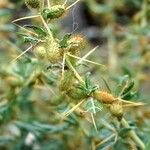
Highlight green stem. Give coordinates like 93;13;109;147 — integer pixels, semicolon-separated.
40;15;53;40
121;118;145;150
66;55;145;150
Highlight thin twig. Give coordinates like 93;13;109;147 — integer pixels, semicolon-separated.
11;44;33;63
12;15;40;23
67;53;105;67
96;133;116;148
62;99;85;119
77;46;99;65
66;0;81;10
63;0;68;6
118;81;129;97
47;0;51;8
13;22;38;36
41;77;55;95
118;98;146;106
66;57;84;84
40;15;53;39
123;103;145;107
91;113;98;132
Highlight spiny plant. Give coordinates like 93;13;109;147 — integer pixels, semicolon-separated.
10;0;147;149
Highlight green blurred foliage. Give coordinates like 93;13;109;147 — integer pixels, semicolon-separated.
0;0;150;150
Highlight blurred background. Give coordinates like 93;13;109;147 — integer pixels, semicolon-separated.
0;0;150;150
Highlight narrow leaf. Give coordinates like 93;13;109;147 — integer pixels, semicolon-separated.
59;33;71;48
24;25;47;38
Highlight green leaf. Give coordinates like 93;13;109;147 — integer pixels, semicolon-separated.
115;75;129;96
77;72;98;95
0;9;11;17
0;24;15;32
24;25;47;38
15;121;69;134
59;33;71;48
115;75;135;98
24;36;38;43
42;8;50;20
118;75;129;86
122;91;137;100
83;97;103;114
101;77;112;93
40;139;64;150
18;33;38;43
113;138;130;150
85;72;91;89
122;81;134;95
119;128;132;138
0;136;14;146
122;66;133;77
146;140;150;150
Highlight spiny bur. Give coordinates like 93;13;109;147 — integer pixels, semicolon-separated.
110;101;123;120
34;44;46;59
42;5;65;20
93;90;116;104
25;0;40;10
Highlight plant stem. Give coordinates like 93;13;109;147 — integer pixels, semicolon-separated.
11;44;34;62
40;0;45;12
96;133;116;148
66;57;84;84
40;15;53;40
47;0;50;8
12;15;40;23
121;118;145;150
66;54;145;150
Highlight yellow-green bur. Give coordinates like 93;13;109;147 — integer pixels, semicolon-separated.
42;5;65;20
45;37;62;64
66;86;88;100
34;44;47;59
59;69;87;100
59;70;74;93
